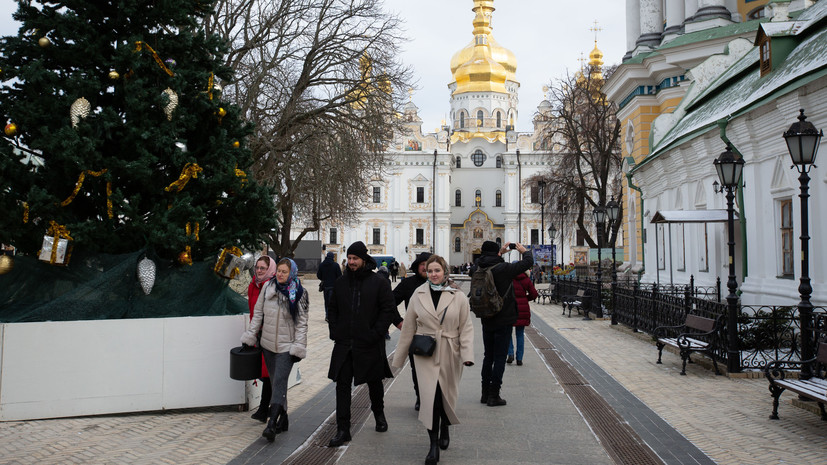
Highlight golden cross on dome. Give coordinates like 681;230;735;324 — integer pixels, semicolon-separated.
589;20;602;44
578;53;587;70
407;87;414;102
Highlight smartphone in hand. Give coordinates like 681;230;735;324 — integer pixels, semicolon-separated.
508;243;517;250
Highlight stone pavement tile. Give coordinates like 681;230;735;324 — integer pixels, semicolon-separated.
530;302;827;465
335;317;613;465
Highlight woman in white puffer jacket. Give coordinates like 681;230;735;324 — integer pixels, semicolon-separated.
241;258;309;442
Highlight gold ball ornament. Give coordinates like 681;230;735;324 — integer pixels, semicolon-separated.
232;140;240;148
0;255;13;275
217;107;227;118
108;70;120;80
4;123;18;137
38;36;51;47
177;250;192;265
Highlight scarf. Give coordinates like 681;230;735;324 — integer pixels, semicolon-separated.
429;277;459;292
254;255;277;287
273;258;303;321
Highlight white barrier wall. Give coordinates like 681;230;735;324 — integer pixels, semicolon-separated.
0;315;249;421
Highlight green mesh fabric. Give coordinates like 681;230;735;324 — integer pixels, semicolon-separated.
0;249;247;323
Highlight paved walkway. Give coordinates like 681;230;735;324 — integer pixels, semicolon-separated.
1;278;826;464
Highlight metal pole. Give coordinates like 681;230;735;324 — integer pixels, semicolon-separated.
611;235;618;325
725;186;741;374
797;169;814;379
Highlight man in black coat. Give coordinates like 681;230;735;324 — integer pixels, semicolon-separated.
469;240;533;407
317;251;342;321
327;241;396;447
391;251;431;410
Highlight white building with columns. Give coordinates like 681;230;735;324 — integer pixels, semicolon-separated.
311;0;566;269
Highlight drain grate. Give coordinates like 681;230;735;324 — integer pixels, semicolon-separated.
527;325;664;465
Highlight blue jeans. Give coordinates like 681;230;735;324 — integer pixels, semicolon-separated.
507;326;525;361
480;324;512;389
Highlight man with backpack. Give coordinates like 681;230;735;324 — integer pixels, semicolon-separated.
468;240;533;407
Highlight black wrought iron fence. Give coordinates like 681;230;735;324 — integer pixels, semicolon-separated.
737;305;827;371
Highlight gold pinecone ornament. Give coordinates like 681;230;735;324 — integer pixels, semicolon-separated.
0;255;13;275
162;88;178;121
137;256;156;295
70;97;91;128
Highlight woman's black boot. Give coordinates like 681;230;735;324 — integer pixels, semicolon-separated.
438;422;450;450
275;406;289;433
425;429;440;464
251;377;272;422
262;404;280;442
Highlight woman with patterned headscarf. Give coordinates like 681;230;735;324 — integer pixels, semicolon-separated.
241;258;309;442
247;255;277;423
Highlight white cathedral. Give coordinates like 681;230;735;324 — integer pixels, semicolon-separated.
313;0;600;268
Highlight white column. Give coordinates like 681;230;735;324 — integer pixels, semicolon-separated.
625;0;641;60
694;0;731;21
664;0;685;39
636;0;663;48
684;0;699;21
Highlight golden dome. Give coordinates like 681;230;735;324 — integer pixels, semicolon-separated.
589;41;604;68
450;0;517;95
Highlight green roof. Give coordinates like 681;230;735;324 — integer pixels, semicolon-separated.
659;18;768;50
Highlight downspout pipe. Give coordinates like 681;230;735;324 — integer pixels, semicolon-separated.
717;118;748;281
517;149;522;243
625;164;645;281
433;149;437;254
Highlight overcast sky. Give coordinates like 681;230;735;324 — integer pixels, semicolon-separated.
0;0;627;133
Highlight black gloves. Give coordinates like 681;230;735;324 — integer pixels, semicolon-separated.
291;355;301;364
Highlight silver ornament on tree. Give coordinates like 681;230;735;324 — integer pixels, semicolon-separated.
137;256;156;295
162;88;178;121
70;97;91;128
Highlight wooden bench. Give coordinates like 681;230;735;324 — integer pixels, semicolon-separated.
561;289;592;318
765;342;827;421
537;283;556;304
654;314;721;376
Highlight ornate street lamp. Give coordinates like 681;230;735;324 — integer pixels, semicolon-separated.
606;197;620;325
784;109;823;378
590;204;607;321
548;224;556;282
538;181;547;245
714;143;745;374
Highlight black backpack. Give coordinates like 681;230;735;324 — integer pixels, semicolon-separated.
468;264;506;318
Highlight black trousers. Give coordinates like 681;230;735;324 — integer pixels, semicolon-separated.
431;383;448;431
335;350;384;429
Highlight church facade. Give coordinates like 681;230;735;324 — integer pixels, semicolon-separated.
314;0;561;269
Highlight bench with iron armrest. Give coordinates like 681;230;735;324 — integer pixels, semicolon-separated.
765;342;827;421
654;314;721;376
561;289;592;318
537;283;556;304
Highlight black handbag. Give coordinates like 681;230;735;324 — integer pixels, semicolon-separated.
409;308;448;357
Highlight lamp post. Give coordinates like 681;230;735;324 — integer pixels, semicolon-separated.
538;181;547;245
549;225;556;282
559;197;568;270
783;109;822;379
714;144;745;374
591;204;607;320
606;197;620;325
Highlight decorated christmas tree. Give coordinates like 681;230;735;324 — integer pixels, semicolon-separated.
0;0;276;264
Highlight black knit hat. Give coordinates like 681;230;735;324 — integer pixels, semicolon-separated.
410;252;433;273
481;240;500;254
346;241;375;266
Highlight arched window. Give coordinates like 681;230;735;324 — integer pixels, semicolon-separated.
455;155;461;168
496;111;502;128
455;189;462;206
495;190;502;207
454;237;461;252
472;149;486;167
475;189;482;206
476;110;484;127
495;155;502;168
460;112;465;129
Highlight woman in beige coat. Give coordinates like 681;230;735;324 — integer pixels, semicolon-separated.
241;258;309;442
393;255;474;465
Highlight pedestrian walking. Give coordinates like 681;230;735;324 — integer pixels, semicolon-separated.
507;267;537;366
393;255;474;465
247;255;276;423
392;252;432;410
468;240;533;406
327;241;396;447
317;251;342;322
240;258;309;442
390;260;399;282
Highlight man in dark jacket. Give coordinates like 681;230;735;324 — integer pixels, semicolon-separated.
469;240;533;407
316;251;342;321
327;241;396;447
391;252;432;410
